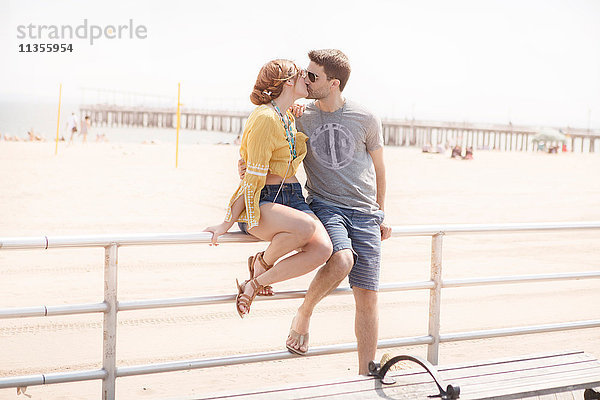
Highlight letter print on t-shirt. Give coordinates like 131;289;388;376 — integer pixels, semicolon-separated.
310;122;356;170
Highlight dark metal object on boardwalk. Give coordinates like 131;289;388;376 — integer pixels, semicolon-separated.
586;388;600;400
369;354;460;399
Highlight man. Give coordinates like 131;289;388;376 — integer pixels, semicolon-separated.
288;49;391;374
240;49;391;374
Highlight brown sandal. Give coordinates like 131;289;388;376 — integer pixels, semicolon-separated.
248;251;274;296
235;278;263;318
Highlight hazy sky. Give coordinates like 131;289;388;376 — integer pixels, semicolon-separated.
1;0;599;128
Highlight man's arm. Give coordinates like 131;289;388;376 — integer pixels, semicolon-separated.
368;147;392;240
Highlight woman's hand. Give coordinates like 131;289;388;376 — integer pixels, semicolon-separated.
203;221;233;246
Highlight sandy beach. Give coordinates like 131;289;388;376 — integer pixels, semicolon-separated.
1;141;599;399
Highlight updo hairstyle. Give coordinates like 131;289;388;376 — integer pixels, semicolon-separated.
250;59;300;105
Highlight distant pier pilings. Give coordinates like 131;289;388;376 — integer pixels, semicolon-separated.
80;104;600;153
80;105;247;134
382;120;599;153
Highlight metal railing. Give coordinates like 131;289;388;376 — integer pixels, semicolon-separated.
1;222;599;399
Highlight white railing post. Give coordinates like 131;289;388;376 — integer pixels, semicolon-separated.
102;243;118;400
427;233;444;365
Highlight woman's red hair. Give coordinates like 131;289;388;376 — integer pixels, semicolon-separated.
250;59;299;105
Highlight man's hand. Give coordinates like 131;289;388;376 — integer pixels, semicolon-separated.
238;158;246;180
290;103;306;118
380;221;392;240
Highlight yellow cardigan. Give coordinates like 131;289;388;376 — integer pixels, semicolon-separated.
225;105;308;229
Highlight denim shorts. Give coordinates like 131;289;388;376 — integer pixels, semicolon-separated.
238;183;314;233
309;196;384;291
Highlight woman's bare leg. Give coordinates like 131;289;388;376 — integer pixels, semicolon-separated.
246;203;316;295
249;203;317;267
238;204;332;314
252;213;331;284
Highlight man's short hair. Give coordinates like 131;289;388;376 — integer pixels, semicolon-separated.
308;49;351;92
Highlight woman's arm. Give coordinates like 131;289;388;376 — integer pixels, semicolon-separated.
203;195;245;245
205;112;276;244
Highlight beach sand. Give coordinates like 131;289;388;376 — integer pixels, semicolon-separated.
1;141;599;399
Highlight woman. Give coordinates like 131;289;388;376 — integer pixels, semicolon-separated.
204;59;333;321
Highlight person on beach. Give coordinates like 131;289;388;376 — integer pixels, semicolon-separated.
27;129;45;141
463;146;474;160
67;112;78;144
80;116;91;143
451;145;462;158
239;49;391;374
204;59;333;319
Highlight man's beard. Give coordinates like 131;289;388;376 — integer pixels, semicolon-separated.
307;86;327;100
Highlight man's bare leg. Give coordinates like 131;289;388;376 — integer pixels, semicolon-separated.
353;287;379;375
286;249;354;353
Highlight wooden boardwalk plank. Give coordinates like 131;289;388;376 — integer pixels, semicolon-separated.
539;395;561;400
460;368;600;399
554;391;576;400
438;352;594;380
197;352;600;400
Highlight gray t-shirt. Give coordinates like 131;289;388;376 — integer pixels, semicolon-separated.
296;100;383;213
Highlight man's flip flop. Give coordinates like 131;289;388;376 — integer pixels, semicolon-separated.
286;329;309;355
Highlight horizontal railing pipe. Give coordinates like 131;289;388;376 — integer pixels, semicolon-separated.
0;236;48;250
118;294;233;311
43;369;107;385
0;232;257;250
0;302;108;319
118;281;434;312
46;302;109;316
2;222;599;250
442;271;600;288
0;305;47;319
0;281;442;318
1;271;592;317
3;270;595;319
389;221;600;237
0;375;44;389
116;335;434;378
0;369;106;389
440;319;600;343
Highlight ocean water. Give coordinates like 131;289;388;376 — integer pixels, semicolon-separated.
0;101;239;144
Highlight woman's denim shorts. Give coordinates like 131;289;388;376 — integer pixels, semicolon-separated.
238;183;314;233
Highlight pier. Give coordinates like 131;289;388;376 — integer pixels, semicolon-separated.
79;104;600;153
79;104;247;134
382;119;600;153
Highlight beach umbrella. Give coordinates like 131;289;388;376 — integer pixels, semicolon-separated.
532;129;567;143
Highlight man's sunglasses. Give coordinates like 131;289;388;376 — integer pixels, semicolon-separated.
306;70;334;83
